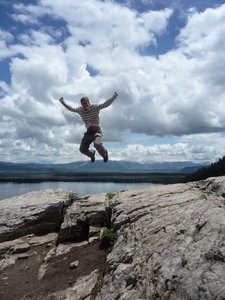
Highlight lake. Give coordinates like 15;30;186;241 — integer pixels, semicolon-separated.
0;181;156;201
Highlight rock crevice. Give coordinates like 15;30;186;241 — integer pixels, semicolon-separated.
1;177;225;299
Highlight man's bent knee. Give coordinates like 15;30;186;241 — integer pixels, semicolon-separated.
79;145;87;154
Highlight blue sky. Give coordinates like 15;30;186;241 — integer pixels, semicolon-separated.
0;0;225;164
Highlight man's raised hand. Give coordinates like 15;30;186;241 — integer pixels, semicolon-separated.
112;92;118;99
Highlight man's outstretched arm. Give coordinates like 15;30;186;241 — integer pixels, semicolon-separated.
97;92;118;110
59;97;80;113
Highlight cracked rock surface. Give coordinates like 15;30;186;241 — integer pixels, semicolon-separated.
99;177;225;300
0;189;73;243
1;177;225;299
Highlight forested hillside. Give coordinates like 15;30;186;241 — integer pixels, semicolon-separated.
185;156;225;182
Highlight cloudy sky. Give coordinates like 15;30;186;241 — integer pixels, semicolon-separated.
0;0;225;164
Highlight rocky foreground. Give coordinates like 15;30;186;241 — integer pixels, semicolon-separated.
1;177;225;299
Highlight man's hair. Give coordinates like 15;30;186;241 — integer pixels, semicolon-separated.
80;97;89;103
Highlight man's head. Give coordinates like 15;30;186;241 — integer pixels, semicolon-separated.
80;97;90;110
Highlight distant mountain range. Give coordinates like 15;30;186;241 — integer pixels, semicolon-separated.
0;160;208;173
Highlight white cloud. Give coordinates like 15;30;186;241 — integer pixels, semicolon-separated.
0;0;225;163
11;2;47;25
11;12;39;25
142;8;172;35
109;133;225;163
0;29;14;43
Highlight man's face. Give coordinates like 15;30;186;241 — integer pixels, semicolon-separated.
81;99;90;110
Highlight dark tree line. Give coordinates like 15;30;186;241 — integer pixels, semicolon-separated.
184;156;225;182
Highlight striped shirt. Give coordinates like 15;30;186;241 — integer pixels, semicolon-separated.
61;96;116;129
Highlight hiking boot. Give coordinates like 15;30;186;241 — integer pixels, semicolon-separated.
103;151;108;163
90;150;95;163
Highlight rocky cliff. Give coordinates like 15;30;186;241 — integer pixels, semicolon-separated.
1;177;225;299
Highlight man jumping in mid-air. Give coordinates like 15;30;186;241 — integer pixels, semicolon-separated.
59;92;118;163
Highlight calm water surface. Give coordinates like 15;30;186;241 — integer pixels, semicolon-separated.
0;182;155;201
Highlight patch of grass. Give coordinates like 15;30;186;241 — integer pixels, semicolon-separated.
100;228;114;249
105;193;118;212
105;193;118;227
68;192;78;201
151;293;160;300
0;248;8;260
106;192;114;200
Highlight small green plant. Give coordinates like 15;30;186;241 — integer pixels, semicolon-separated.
105;202;116;213
68;192;77;201
100;228;114;249
104;193;118;241
0;248;8;260
106;192;114;200
105;201;117;228
151;293;160;300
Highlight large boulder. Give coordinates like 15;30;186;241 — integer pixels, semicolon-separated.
98;176;225;299
57;193;107;244
0;189;73;243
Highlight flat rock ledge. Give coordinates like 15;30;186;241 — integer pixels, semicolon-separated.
0;177;225;299
0;189;73;243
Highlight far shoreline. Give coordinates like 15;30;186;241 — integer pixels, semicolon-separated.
0;171;188;184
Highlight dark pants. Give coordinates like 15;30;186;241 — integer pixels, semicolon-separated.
79;127;107;158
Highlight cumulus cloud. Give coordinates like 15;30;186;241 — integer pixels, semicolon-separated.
109;133;225;163
0;0;225;162
0;29;14;43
